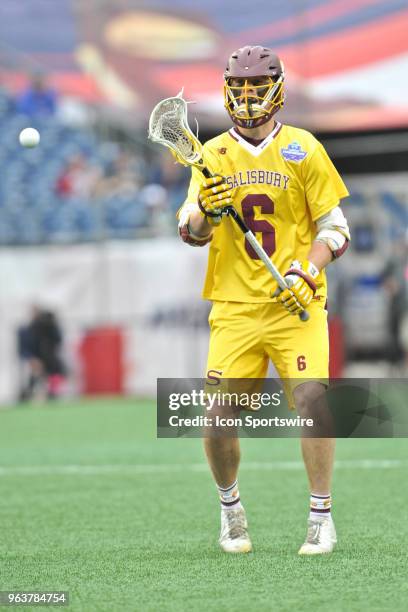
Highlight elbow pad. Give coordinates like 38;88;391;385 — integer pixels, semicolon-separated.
178;202;213;247
315;206;350;259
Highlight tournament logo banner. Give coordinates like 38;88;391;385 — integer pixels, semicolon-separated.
280;142;308;163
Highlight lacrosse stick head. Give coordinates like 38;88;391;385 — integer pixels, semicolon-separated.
148;92;205;169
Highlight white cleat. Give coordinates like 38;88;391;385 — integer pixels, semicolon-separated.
219;507;253;553
298;515;337;555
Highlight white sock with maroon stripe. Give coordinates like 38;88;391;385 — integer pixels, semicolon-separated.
309;493;331;518
217;480;242;510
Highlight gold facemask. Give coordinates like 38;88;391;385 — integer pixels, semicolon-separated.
224;76;284;124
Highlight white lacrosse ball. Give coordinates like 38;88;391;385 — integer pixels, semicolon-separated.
19;127;40;148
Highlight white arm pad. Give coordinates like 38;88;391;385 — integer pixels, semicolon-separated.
178;202;200;228
315;206;350;258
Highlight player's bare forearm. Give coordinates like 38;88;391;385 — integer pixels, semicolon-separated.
188;210;214;237
308;241;333;272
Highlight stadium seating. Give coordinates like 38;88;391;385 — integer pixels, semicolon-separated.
0;89;189;244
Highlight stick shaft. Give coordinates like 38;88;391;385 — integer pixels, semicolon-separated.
244;231;287;290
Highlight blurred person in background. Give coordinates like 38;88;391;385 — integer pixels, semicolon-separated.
94;150;142;199
16;71;58;117
382;230;408;371
17;305;42;401
55;153;102;200
140;183;171;235
17;307;66;401
150;150;189;212
156;151;187;190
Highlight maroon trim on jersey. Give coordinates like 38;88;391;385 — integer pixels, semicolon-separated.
235;129;264;146
274;122;283;138
228;121;282;147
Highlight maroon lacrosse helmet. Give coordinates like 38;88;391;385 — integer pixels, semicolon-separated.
224;46;285;128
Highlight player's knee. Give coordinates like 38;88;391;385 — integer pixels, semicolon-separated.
294;382;327;418
203;401;240;438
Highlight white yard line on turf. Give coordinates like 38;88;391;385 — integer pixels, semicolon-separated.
0;459;406;476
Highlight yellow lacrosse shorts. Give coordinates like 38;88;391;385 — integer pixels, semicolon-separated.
206;299;329;409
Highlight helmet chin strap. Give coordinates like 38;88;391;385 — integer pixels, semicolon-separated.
235;103;282;128
233;114;272;129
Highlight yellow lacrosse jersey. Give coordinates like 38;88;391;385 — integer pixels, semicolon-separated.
183;121;349;302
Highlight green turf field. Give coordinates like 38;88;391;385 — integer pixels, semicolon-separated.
0;398;407;612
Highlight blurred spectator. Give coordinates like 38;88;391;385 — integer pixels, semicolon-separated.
55;153;101;200
94;151;142;199
152;151;187;191
140;184;171;235
16;72;57;117
17;305;41;401
17;307;66;401
146;150;189;213
382;232;408;367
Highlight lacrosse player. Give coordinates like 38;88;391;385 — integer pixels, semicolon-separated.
177;46;350;555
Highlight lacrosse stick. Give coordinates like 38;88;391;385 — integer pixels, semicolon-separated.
148;91;309;322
